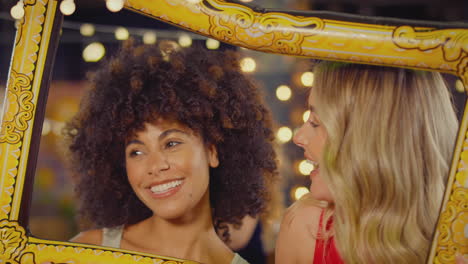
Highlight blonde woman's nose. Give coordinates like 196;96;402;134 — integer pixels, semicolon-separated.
293;124;307;148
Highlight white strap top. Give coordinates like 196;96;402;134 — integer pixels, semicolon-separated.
101;226;249;264
102;226;123;249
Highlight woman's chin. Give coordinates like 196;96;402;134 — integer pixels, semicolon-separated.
152;205;188;221
309;186;333;203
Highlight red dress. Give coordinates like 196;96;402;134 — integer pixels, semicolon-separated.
312;211;344;264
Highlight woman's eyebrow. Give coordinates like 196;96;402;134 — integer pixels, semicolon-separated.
126;139;144;147
159;128;190;140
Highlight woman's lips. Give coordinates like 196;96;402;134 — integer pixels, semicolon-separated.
147;179;185;199
309;168;319;180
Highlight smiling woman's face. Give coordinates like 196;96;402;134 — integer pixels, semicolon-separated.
293;90;333;203
124;118;219;221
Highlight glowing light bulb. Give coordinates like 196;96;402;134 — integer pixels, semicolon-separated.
42;119;51;136
455;80;465;93
206;38;220;50
276;126;293;143
301;72;314;87
240;57;256;73
143;31;157;44
60;0;76;16
10;0;24;20
106;0;124;12
293;186;309;200
80;23;95;36
298;160;315;175
115;27;129;40
303;110;310;122
276;85;292;101
83;42;106;62
178;34;192;47
52;121;65;136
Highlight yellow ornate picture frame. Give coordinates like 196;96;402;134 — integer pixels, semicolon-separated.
0;0;466;263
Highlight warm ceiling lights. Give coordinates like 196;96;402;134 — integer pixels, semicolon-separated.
240;57;256;73
106;0;125;12
276;126;293;143
115;27;129;40
298;160;314;175
178;34;193;47
143;31;157;44
303;110;310;122
80;23;95;37
83;42;106;62
206;38;220;50
292;186;309;200
276;85;292;101
10;0;25;19
455;79;465;93
301;72;314;87
60;0;76;16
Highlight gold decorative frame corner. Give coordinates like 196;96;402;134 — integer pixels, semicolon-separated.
0;0;466;263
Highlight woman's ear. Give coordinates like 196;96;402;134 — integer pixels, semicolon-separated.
208;145;219;168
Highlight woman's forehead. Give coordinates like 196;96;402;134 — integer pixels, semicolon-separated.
308;89;317;109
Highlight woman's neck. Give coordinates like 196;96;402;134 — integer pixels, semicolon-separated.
120;193;234;263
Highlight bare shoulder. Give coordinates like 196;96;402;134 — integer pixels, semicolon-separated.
284;198;323;228
69;229;102;245
275;198;323;264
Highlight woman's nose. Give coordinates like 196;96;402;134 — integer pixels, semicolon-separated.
147;152;170;175
293;124;307;148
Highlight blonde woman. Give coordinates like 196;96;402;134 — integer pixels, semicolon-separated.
275;62;458;264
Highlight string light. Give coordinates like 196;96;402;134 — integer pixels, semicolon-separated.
303;110;310;122
60;0;76;16
42;119;51;136
292;186;309;200
83;42;106;62
240;57;256;73
80;24;95;37
52;121;65;136
277;126;293;143
115;27;129;40
10;0;25;20
276;85;292;101
178;34;192;47
206;38;220;50
106;0;124;12
301;72;314;87
455;79;465;93
143;31;157;44
298;160;314;175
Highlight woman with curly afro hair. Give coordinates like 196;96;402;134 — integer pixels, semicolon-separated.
65;40;278;264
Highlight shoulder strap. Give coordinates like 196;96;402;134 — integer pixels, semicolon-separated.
231;253;250;264
102;226;123;248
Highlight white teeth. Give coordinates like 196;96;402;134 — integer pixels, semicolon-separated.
150;180;183;194
306;159;319;169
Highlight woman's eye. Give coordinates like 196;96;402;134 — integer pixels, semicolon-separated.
166;141;181;148
309;120;320;128
129;150;143;157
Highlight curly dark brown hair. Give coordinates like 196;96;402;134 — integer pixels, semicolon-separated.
65;40;278;241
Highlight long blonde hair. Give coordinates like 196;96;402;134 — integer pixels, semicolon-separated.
313;62;458;263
